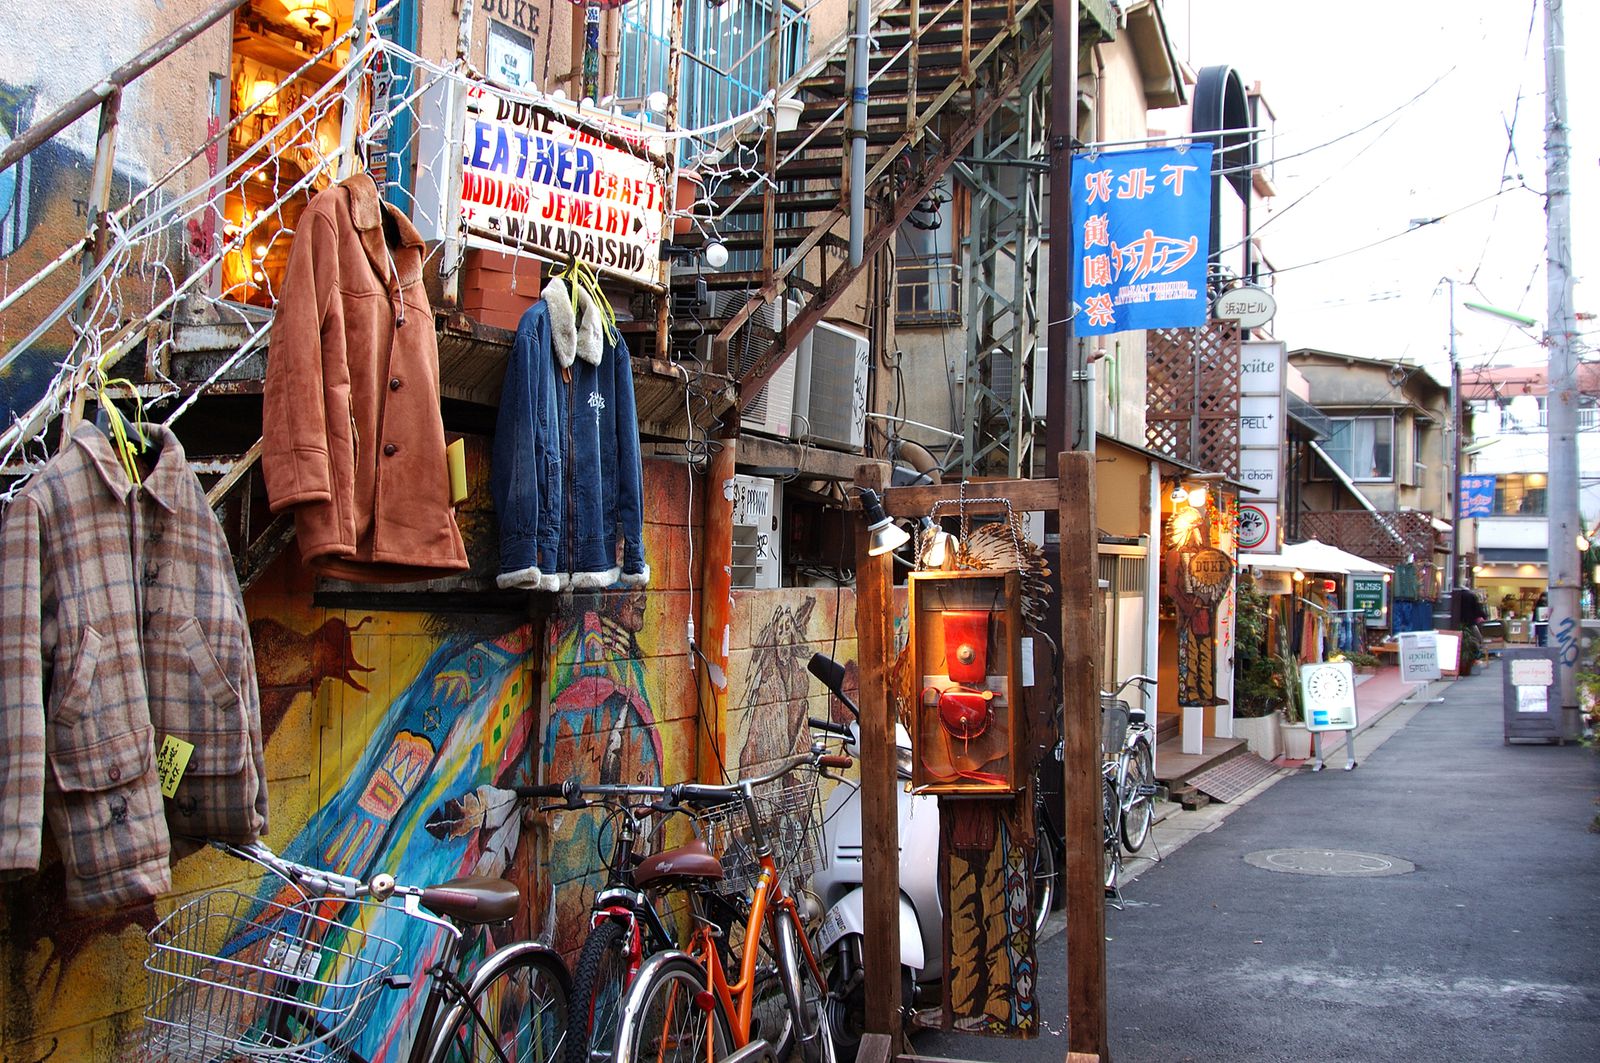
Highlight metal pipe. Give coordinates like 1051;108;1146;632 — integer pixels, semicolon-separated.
337;0;373;180
847;0;869;266
0;0;248;177
1543;0;1582;721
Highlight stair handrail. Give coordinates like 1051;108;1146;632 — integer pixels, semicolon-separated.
0;0;249;178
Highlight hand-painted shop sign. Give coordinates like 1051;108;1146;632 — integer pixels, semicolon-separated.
1212;284;1277;328
460;86;668;287
1070;144;1214;336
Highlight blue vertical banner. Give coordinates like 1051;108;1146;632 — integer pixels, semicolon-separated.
1070;144;1214;335
1459;474;1497;517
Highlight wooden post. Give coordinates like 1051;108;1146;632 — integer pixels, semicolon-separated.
853;462;902;1058
697;438;737;781
1058;451;1106;1059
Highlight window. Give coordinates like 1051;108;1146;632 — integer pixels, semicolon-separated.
895;180;960;325
1322;415;1394;481
1410;420;1427;485
1493;473;1548;516
617;1;808;271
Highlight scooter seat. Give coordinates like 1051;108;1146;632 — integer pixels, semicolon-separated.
634;839;726;887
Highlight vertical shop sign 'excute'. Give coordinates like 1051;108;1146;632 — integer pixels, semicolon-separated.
459;86;667;286
1071;144;1214;335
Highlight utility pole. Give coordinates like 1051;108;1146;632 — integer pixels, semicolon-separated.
1544;0;1581;724
1446;279;1462;598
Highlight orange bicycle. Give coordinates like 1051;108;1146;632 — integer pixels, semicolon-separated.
611;742;851;1063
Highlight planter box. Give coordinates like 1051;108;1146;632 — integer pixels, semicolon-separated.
1280;720;1313;760
1233;712;1284;761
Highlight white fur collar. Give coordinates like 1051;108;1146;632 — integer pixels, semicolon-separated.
574;282;604;367
544;277;577;368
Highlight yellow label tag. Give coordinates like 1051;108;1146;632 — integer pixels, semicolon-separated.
157;736;196;799
447;438;468;505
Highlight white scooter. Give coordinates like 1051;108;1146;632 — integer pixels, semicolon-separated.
804;653;1064;1052
803;653;942;1059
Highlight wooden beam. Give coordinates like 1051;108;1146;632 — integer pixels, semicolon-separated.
697;438;738;782
1057;451;1107;1059
735;434;890;483
881;476;1060;518
853;462;903;1055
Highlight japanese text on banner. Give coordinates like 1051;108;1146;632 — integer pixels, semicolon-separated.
1071;144;1213;336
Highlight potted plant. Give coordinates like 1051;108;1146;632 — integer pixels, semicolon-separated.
1274;652;1314;760
1232;575;1286;759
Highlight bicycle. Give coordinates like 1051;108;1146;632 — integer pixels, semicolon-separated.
1104;674;1158;855
523;777;800;1063
144;840;571;1063
609;743;852;1063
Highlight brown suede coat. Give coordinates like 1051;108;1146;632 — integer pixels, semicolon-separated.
263;174;467;583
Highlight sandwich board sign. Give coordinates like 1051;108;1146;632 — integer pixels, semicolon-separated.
1398;632;1442;684
1299;660;1360;771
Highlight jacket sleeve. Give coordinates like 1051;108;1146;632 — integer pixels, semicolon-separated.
611;332;649;585
0;497;47;876
262;209;341;511
491;310;553;588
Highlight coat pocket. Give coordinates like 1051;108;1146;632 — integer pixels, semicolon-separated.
47;724;165;879
173;617;249;777
51;626;104;728
169;618;258;839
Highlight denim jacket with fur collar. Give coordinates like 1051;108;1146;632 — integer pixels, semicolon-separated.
492;279;648;591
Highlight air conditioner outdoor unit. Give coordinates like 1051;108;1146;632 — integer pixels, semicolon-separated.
710;291;802;439
793;320;869;450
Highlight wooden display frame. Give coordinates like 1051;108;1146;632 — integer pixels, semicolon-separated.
907;569;1024;795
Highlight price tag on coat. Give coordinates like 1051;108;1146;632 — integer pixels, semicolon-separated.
157;736;196;798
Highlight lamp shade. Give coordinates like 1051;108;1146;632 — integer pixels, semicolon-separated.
861;489;910;556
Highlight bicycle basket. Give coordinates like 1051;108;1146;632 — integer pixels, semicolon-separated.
144;887;404;1063
1101;697;1130;757
697;773;825;896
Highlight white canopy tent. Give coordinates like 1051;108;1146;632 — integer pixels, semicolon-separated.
1242;538;1393;577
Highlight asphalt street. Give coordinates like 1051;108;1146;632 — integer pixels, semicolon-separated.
912;662;1600;1062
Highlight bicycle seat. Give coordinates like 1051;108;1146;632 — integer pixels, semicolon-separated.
632;839;726;887
420;877;521;925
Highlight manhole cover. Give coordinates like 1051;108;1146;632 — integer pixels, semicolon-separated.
1243;848;1415;877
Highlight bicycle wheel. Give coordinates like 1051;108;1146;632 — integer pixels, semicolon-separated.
565;919;630;1063
1029;820;1059;934
1119;742;1155;854
1101;774;1122;892
432;948;570;1063
703;891;793;1061
775;913;835;1063
613;953;732;1063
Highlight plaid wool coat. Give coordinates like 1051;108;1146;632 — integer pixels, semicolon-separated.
0;424;267;911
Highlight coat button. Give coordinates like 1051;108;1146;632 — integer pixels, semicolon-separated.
383;443;399;456
389;377;402;390
108;765;121;782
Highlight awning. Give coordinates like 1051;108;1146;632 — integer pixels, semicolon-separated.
1243;538;1394;576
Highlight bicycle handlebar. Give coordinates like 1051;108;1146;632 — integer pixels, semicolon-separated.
1101;674;1156;699
209;840;395;901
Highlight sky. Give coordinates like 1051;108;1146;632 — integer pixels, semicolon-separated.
1169;0;1597;383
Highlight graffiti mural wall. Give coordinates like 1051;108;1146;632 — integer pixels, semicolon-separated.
0;456;859;1060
